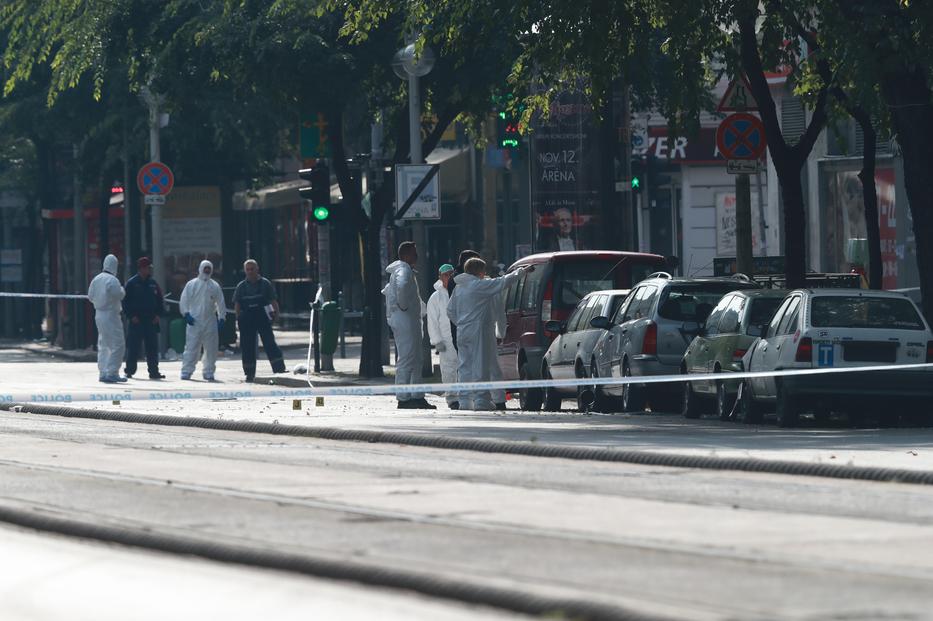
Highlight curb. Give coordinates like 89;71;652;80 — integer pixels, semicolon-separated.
4;402;933;486
0;504;668;621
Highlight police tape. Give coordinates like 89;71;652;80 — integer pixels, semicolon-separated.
2;362;932;404
0;292;89;299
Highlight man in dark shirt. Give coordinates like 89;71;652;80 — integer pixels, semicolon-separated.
233;259;286;381
122;256;165;379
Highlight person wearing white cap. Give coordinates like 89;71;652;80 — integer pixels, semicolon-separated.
179;260;225;381
426;263;459;409
87;254;127;383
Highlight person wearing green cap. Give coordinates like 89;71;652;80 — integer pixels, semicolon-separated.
426;263;459;409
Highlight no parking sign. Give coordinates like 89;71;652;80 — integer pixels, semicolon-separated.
716;113;767;160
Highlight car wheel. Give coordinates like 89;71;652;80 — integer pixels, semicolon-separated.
738;381;764;424
775;380;800;428
589;360;618;413
715;380;736;422
518;361;542;411
682;378;702;419
575;363;595;413
621;360;645;413
542;364;562;412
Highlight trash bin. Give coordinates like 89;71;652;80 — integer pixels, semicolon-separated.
320;301;341;371
169;317;186;355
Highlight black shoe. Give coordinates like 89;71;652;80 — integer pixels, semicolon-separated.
397;400;418;409
245;375;255;382
415;398;437;410
495;402;507;411
449;401;460;410
149;373;165;380
125;373;134;379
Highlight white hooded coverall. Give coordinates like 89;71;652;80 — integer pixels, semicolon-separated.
426;279;458;405
383;260;424;401
87;254;126;379
446;268;524;410
179;260;225;379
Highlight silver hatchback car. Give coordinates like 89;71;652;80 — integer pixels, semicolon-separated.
590;273;760;412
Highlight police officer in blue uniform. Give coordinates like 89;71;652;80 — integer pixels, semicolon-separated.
122;256;165;379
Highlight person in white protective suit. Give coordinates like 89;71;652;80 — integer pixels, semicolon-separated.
383;242;436;410
426;263;459;409
87;254;127;383
179;260;225;381
447;258;531;410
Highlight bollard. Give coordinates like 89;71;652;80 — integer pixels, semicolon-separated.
320;301;341;372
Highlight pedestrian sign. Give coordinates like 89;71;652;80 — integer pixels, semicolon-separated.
717;113;767;160
718;76;758;112
137;162;175;196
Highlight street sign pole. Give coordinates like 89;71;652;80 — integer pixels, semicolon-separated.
717;98;764;277
141;88;166;296
735;171;753;277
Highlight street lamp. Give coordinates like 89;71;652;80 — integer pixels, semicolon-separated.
393;41;435;375
392;42;435;165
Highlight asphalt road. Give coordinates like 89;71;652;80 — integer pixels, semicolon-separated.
2;409;933;620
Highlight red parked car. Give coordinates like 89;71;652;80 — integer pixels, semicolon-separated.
497;251;668;410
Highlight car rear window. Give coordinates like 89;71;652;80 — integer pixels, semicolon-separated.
810;296;926;330
657;283;756;322
553;261;618;310
747;297;784;330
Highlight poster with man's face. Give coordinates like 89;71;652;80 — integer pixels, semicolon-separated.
530;91;599;252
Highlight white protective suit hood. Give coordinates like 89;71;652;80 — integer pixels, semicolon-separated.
198;260;214;281
102;254;118;275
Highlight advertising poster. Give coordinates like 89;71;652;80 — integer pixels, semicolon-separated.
823;167;897;288
161;186;223;299
530;91;600;251
715;191;763;257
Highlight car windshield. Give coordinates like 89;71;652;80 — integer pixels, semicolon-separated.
554;261;617;309
658;283;756;322
810;296;926;330
746;297;784;331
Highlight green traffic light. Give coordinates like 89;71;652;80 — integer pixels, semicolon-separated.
313;205;330;221
631;176;641;190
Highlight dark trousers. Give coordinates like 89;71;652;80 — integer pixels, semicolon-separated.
239;309;285;378
125;321;159;377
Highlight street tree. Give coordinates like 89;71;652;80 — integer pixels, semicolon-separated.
813;0;933;318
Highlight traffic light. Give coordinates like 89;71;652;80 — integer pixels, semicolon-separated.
299;164;331;224
493;92;524;149
630;158;644;193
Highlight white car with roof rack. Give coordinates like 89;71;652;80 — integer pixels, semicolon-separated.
739;289;933;427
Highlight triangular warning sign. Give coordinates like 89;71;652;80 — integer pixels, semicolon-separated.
718;76;758;112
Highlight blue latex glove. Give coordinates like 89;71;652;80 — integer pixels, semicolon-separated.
184;312;195;326
217;318;225;332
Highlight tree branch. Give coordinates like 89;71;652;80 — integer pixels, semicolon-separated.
737;9;787;160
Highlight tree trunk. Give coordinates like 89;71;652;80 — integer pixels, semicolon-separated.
881;72;933;323
737;11;828;290
850;111;882;289
773;164;807;289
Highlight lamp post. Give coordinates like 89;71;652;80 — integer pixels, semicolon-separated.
393;41;435;376
393;42;435;280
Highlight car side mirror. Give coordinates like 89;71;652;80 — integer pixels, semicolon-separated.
544;320;564;334
589;315;611;330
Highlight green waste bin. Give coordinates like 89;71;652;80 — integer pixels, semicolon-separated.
169;317;186;354
320;301;341;356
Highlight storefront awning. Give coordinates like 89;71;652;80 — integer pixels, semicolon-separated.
233;179;310;211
